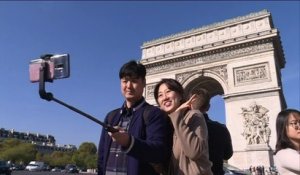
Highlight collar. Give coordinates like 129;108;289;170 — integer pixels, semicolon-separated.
203;113;209;120
119;97;146;115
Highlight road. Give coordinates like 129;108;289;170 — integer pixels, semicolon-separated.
11;171;96;175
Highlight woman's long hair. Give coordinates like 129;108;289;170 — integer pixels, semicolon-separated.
274;109;300;154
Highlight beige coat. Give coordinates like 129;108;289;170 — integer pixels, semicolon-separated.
168;109;213;175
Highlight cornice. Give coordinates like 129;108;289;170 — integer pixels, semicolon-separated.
142;9;270;47
141;29;277;65
145;38;275;75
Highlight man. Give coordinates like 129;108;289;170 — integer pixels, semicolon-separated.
98;60;172;175
189;88;233;175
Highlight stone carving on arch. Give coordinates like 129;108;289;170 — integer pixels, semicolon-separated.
179;66;229;94
176;70;198;84
145;82;156;100
240;102;271;146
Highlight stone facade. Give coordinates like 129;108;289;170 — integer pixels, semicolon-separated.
139;10;286;169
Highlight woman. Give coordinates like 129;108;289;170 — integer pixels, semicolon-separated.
154;78;212;175
274;109;300;175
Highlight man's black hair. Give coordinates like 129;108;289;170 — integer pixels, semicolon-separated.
189;88;210;110
119;60;146;79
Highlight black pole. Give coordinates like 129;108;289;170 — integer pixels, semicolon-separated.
51;97;118;132
38;63;118;133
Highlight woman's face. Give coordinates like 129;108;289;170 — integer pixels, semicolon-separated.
286;112;300;145
157;83;182;114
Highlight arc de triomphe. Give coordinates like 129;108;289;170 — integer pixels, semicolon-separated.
140;10;286;169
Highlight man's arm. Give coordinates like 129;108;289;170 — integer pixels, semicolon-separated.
98;127;106;175
126;107;172;163
97;113;113;175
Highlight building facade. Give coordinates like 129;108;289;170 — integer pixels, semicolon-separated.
0;128;76;154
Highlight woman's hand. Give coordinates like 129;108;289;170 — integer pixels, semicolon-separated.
175;94;197;112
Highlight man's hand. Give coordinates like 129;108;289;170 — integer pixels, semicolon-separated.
108;126;131;148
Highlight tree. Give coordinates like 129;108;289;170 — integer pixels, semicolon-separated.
72;142;97;169
0;138;36;164
0;138;98;170
50;151;73;167
85;154;97;169
78;142;97;154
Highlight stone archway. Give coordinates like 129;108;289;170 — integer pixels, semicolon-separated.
139;10;286;169
181;70;226;97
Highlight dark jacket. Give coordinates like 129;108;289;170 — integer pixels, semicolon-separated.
204;113;233;175
98;100;172;175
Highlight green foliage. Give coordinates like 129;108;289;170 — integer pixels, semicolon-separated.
85;154;97;169
72;152;85;168
78;142;97;154
40;153;51;165
49;151;73;167
0;138;37;164
0;139;98;170
72;142;97;169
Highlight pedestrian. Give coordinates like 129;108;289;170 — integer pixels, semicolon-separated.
188;88;233;175
98;60;173;175
154;78;213;175
274;109;300;175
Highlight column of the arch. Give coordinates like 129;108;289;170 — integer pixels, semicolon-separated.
224;50;284;169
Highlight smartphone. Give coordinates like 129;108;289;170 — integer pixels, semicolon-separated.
29;54;70;82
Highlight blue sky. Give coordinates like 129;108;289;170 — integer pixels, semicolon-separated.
0;1;299;148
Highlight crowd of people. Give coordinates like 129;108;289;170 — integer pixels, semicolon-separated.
97;60;299;175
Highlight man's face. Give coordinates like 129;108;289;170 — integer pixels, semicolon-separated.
121;76;145;105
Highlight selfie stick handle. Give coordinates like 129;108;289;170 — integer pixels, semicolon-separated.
38;65;118;133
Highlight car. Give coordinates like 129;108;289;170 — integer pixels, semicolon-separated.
63;164;79;173
10;164;25;171
25;161;45;171
224;163;250;175
0;160;11;175
51;167;63;172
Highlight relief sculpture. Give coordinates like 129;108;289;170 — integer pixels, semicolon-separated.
146;83;155;99
235;64;268;84
176;71;196;84
241;102;271;145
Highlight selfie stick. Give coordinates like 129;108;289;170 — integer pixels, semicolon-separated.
38;63;118;133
